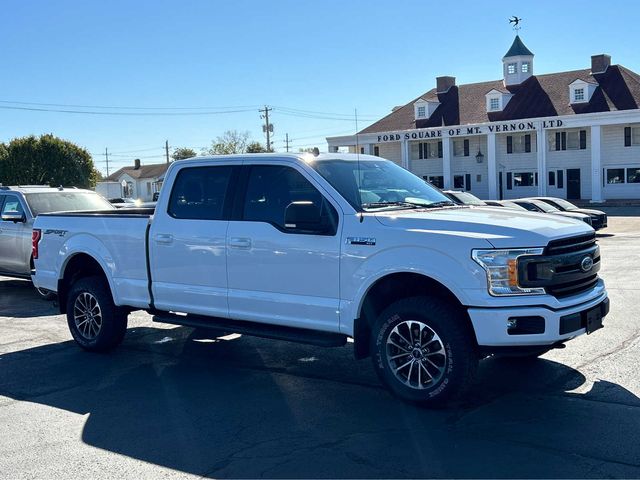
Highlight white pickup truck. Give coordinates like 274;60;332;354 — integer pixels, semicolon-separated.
33;153;609;406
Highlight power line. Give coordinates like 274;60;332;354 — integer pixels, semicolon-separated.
0;105;257;116
0;99;262;110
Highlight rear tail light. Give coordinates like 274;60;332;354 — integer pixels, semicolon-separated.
32;229;42;259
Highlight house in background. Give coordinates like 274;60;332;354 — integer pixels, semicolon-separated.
96;159;169;201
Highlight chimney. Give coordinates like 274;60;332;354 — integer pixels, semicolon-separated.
436;76;456;93
591;54;611;74
134;158;141;170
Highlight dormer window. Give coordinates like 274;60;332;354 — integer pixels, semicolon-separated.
521;62;530;73
414;98;440;120
485;89;513;112
507;63;517;74
569;79;597;104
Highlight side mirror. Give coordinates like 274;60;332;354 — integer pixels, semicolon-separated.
1;211;25;223
284;201;322;232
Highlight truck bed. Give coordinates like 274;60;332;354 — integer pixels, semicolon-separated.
34;211;152;309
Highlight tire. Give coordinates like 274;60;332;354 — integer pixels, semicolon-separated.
66;276;128;352
370;296;478;407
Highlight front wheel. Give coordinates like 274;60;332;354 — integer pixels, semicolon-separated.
66;276;128;352
370;296;478;407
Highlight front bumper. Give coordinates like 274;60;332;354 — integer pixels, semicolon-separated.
467;289;609;346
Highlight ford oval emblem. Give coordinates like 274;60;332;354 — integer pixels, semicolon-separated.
580;256;594;273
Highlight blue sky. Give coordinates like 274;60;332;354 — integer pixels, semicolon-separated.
2;0;639;174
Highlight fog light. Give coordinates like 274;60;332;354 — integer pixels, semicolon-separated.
507;316;545;335
507;318;518;329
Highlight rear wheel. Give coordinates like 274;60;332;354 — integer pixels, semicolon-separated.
66;276;127;352
370;296;478;407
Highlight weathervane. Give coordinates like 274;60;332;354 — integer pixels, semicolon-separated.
509;16;523;32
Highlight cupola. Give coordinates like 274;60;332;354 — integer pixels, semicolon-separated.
503;35;534;86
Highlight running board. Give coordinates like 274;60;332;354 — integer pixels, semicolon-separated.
152;312;348;347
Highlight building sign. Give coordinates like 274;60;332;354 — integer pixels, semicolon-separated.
376;119;564;143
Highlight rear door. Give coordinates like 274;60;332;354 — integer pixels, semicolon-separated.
226;162;342;332
149;163;239;317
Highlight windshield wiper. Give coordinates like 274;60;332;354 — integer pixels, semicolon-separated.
419;200;457;208
360;201;422;210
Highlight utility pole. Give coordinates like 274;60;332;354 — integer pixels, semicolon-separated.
105;147;110;177
165;140;170;164
285;133;290;152
259;106;273;152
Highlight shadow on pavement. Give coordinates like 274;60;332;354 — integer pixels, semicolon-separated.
1;325;639;478
0;278;58;318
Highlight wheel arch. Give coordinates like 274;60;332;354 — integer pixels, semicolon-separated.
57;253;114;314
353;271;474;359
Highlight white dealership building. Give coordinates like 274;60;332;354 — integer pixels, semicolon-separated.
327;35;640;202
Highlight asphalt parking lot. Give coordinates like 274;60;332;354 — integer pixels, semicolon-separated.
1;208;639;479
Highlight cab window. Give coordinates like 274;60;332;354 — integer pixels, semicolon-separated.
1;195;25;218
242;165;338;235
168;166;234;220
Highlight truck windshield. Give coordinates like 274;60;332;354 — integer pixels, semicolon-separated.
25;192;114;216
311;159;454;211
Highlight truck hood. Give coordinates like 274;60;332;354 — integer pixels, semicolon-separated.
374;206;593;248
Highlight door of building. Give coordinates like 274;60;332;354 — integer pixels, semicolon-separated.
567;169;581;199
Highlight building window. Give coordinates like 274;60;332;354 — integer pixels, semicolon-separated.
418;141;442;159
573;88;585;102
476;174;482;182
123;181;134;198
606;168;625;184
489;98;500;111
506;134;532;154
373;146;380;156
454;175;465;189
627;168;640;183
417;106;426;118
513;172;537;187
557;170;564;189
453;139;470;157
521;62;530;73
625;126;640;146
507;63;517;74
425;176;444;189
550;130;587;151
548;171;556;186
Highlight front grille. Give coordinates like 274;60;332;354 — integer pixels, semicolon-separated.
519;233;600;299
545;233;596;255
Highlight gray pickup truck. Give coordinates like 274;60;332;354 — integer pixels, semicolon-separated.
0;186;114;297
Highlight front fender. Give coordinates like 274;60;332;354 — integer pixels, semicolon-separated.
341;245;489;335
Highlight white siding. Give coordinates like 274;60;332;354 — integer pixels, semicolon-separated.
376;142;402;166
409;141;442;179
496;132;538;199
601;125;640;199
546;128;591;199
451;136;489;199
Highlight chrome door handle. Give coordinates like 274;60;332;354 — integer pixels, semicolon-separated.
154;233;173;245
229;237;251;249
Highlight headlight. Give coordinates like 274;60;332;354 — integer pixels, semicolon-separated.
472;248;546;296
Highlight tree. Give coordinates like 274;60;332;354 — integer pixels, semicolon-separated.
203;130;251;155
171;147;197;161
0;134;99;188
246;142;268;153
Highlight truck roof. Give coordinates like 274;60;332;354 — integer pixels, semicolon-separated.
0;185;95;194
174;152;381;166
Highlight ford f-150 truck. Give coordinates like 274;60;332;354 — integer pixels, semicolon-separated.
32;153;608;406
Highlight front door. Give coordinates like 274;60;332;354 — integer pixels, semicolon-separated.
149;164;238;318
0;194;30;276
567;169;581;199
226;163;342;331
